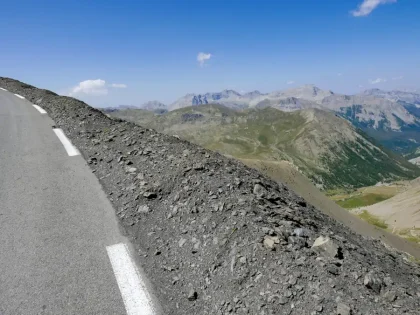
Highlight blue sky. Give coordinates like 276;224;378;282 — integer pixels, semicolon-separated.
1;0;419;107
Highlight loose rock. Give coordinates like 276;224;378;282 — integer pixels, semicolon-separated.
312;236;341;259
364;272;383;293
137;205;150;213
187;290;198;301
336;303;351;315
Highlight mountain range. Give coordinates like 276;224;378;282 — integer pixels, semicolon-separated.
130;85;420;158
106;104;420;190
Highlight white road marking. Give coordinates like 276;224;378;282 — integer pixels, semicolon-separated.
33;105;47;114
14;94;25;99
0;87;7;91
53;129;80;156
106;243;157;315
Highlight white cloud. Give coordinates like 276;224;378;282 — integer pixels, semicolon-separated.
392;76;403;80
286;80;295;85
351;0;397;17
337;73;343;76
69;79;127;96
369;78;387;84
110;83;127;88
197;52;212;66
69;79;108;96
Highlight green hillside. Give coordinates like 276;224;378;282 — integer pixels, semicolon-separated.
107;104;420;189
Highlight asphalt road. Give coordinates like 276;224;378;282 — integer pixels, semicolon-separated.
0;89;159;314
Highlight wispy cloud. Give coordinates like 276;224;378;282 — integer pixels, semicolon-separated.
392;76;403;80
286;80;295;85
351;0;397;17
369;78;387;84
110;83;127;88
69;79;127;96
337;73;343;76
197;52;212;66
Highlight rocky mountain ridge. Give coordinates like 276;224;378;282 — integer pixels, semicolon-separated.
1;77;420;314
138;85;420;156
363;88;420;105
144;85;420;131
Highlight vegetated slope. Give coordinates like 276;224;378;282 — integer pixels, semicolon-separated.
328;179;413;210
363;177;420;230
1;77;420;315
108;104;420;190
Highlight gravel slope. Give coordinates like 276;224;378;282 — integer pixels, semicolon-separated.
240;159;420;259
1;77;420;315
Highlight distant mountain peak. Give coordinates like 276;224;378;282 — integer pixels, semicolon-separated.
222;89;240;93
139;100;168;114
362;88;384;95
142;100;165;106
243;90;263;97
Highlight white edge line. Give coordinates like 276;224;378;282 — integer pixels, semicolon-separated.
14;93;25;99
52;128;80;156
33;104;47;114
0;87;7;91
106;243;157;315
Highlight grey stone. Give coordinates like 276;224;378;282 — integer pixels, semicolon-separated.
187;289;198;301
253;183;266;196
364;272;383;293
193;163;204;170
336;303;351;315
178;238;187;247
382;290;397;302
125;166;137;173
143;192;157;199
137;205;150;213
293;228;311;238
263;235;279;250
312;236;340;259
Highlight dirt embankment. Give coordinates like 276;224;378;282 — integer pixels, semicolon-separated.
1;77;420;314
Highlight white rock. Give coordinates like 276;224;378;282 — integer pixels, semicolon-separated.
336;302;351;315
312;236;339;258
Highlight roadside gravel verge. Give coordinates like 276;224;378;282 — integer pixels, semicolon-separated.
1;77;420;314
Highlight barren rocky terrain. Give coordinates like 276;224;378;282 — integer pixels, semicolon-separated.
1;77;420;314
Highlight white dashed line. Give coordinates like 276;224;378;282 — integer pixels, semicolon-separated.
33;105;47;114
0;87;7;91
106;243;157;315
14;94;25;99
53;128;80;156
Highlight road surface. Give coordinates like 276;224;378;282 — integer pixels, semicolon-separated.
0;89;159;314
